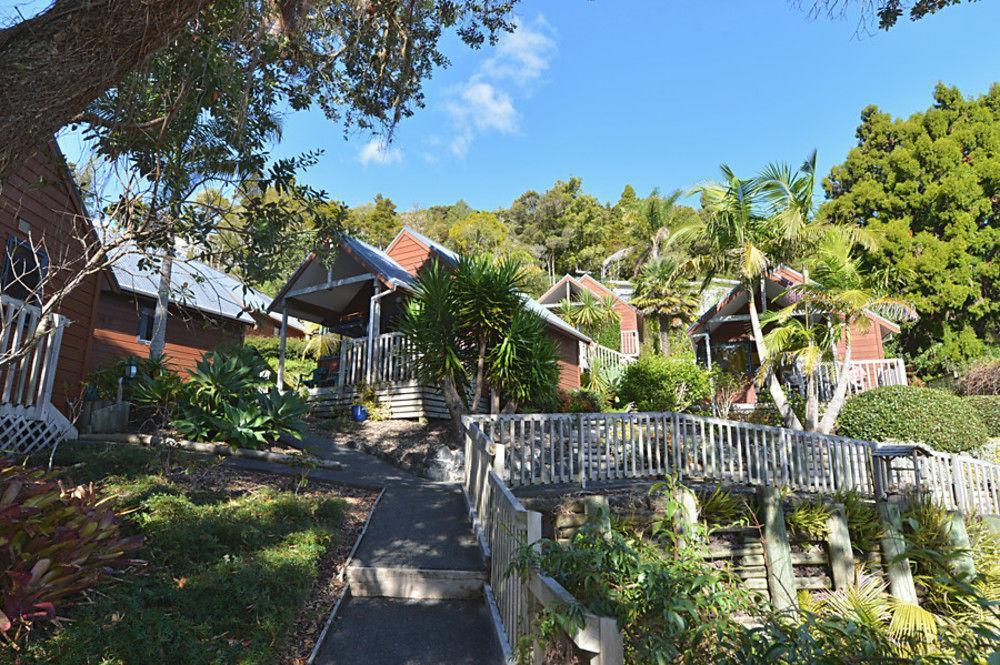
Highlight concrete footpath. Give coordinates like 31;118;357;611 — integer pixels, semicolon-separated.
228;432;504;665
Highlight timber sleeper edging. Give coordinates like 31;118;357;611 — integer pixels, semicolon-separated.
76;432;346;471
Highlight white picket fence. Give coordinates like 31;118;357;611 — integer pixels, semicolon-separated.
468;410;1000;515
463;416;625;664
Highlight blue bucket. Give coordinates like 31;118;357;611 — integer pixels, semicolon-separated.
351;405;369;422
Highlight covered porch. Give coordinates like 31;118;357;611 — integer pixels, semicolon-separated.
268;236;450;419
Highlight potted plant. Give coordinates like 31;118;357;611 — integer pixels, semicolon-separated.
352;383;380;422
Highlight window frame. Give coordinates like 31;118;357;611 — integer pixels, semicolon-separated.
137;301;156;345
1;233;49;303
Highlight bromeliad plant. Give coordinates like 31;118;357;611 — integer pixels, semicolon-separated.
0;460;143;647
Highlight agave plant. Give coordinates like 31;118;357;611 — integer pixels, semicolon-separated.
0;461;143;644
256;388;308;440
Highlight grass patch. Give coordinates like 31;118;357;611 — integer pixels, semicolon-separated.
7;442;348;665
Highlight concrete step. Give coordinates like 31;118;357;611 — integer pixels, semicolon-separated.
347;565;486;600
315;596;504;665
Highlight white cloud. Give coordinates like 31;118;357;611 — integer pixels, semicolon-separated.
358;138;403;166
480;15;556;87
442;15;555;158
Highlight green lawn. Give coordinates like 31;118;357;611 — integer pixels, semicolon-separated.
7;443;349;665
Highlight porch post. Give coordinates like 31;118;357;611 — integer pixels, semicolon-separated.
277;300;288;390
365;281;382;384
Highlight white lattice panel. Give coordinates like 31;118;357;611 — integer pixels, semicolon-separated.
0;411;68;456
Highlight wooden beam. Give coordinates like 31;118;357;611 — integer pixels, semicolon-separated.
286;272;375;299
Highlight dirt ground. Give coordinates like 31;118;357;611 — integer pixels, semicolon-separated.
313;418;456;477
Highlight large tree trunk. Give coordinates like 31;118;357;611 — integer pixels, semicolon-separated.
0;0;212;178
657;314;671;356
818;340;853;435
747;285;804;430
148;253;173;359
440;376;469;443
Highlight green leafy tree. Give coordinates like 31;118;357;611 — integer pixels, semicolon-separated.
347;194;400;248
821;84;1000;376
805;0;981;30
0;1;519;178
447;211;509;254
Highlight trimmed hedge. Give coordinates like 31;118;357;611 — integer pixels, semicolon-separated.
965;395;1000;438
836;385;989;453
616;355;712;413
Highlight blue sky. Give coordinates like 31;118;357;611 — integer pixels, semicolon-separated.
56;0;1000;211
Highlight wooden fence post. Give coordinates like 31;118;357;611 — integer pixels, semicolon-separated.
595;616;624;665
760;486;797;613
877;499;920;605
825;502;855;590
944;510;976;581
951;455;967;512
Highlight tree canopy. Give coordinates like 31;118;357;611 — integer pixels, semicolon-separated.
821;83;1000;373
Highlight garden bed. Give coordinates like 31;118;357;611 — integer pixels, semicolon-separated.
6;442;376;665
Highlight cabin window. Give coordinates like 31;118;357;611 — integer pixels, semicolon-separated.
137;303;156;343
711;341;759;377
1;234;48;303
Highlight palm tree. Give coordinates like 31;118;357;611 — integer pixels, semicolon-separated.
679;164;807;428
556;289;618;339
622;189;697;273
792;232;916;433
452;255;527;412
631;256;701;356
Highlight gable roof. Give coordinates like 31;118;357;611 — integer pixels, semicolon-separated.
389;228;589;342
538;273;638;313
687;267;902;336
110;254;255;325
387;225;461;267
342;234;416;288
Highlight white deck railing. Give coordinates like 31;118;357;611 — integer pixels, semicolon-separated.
580;342;636;375
463;416;625;664
473;411;878;497
336;332;418;387
786;358;907;402
0;294;67;416
620;330;639;356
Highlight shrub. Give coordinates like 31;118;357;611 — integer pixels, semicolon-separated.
173;350;309;448
964;395;1000;438
560;388;607;414
957;358;1000;396
697;487;746;528
617;355;712;413
128;356;185;426
784;498;832;541
0;460;142;645
836;386;989;453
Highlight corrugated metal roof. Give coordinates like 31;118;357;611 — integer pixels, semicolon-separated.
342;235;415;289
110;253;252;325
